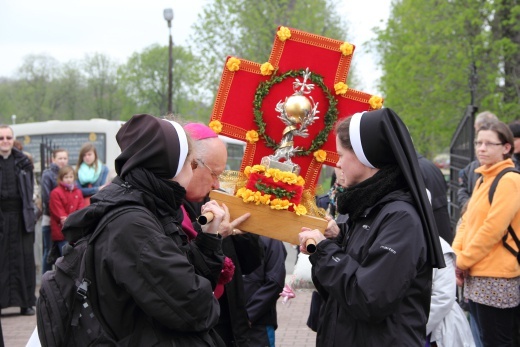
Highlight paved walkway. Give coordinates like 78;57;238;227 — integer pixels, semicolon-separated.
1;243;317;346
1;289;316;347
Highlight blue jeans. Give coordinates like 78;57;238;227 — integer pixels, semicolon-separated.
41;225;52;274
470;310;483;347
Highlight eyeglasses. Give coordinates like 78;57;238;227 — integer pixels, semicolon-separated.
0;136;13;141
474;141;504;148
197;159;221;180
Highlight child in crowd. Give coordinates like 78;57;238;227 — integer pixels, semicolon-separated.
49;166;84;255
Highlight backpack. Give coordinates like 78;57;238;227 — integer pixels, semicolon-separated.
36;205;156;347
488;167;520;263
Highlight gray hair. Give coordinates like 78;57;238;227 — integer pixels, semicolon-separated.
194;137;217;161
475;111;498;130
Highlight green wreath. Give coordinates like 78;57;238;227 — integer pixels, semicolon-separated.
252;69;338;157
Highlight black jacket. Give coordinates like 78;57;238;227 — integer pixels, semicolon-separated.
0;148;36;233
40;163;59;216
417;154;452;244
64;177;225;346
243;236;286;327
310;189;432;347
183;198;263;347
457;160;481;209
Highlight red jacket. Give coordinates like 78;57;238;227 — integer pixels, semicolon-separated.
49;183;84;241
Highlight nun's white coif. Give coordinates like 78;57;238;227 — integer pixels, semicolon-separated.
348;109;445;268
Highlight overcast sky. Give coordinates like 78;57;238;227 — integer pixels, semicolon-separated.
0;0;390;93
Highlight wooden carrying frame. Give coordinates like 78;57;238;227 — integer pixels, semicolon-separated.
210;190;327;245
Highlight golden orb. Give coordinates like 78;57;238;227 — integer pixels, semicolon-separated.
284;95;311;123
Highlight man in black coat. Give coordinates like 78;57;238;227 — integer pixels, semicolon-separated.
243;236;286;347
0;125;37;316
183;123;263;347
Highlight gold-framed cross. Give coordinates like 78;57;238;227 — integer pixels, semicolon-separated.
209;26;383;190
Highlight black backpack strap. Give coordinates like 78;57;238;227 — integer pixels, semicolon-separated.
78;205;159;342
488;168;520;261
503;225;520;259
488;167;520;204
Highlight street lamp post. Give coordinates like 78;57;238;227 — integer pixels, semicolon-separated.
163;8;174;115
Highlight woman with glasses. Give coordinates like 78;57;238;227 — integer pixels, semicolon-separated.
453;120;520;347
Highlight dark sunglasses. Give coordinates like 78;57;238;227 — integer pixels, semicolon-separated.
0;136;13;141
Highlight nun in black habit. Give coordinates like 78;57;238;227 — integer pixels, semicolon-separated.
299;108;445;347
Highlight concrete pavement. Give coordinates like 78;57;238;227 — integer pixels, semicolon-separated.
1;290;316;347
1;242;317;346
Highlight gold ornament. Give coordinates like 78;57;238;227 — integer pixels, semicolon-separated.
284;95;311;123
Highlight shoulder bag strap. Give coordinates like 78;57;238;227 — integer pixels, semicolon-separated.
488;168;520;260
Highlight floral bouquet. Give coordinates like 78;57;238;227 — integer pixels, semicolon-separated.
236;165;308;216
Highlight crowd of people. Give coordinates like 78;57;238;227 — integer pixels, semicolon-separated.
1;107;519;347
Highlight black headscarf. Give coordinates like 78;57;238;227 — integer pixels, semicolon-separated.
348;108;445;268
115;114;189;179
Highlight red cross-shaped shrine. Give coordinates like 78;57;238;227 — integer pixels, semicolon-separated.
210;26;383;190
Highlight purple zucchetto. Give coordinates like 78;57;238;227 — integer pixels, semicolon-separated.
184;123;219;141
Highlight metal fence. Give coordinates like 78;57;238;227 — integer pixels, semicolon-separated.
39;140;56;177
448;105;477;229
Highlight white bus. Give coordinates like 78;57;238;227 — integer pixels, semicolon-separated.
10;119;245;175
11;119;124;175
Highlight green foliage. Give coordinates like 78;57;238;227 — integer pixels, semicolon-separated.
375;0;520;157
3;0;517;158
0;80;18;124
0;47;210;123
190;0;353;96
117;44;211;122
253;69;338;156
255;179;296;199
83;53;123;120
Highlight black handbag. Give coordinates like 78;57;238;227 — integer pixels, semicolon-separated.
46;242;61;265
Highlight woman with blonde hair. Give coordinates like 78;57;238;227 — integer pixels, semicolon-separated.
453;120;520;347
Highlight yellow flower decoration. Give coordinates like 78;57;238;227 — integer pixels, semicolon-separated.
277;26;291;42
294;204;307;216
244;165;265;178
208;120;222;134
313;150;327;163
260;62;275;76
245;130;259;144
282;173;298;185
334;82;348;95
252;191;264;205
369;95;383;109
250;165;266;174
226;57;241;72
296;176;306;186
236;188;256;203
257;194;272;205
236;187;247;197
270;199;291;210
340;42;354;56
